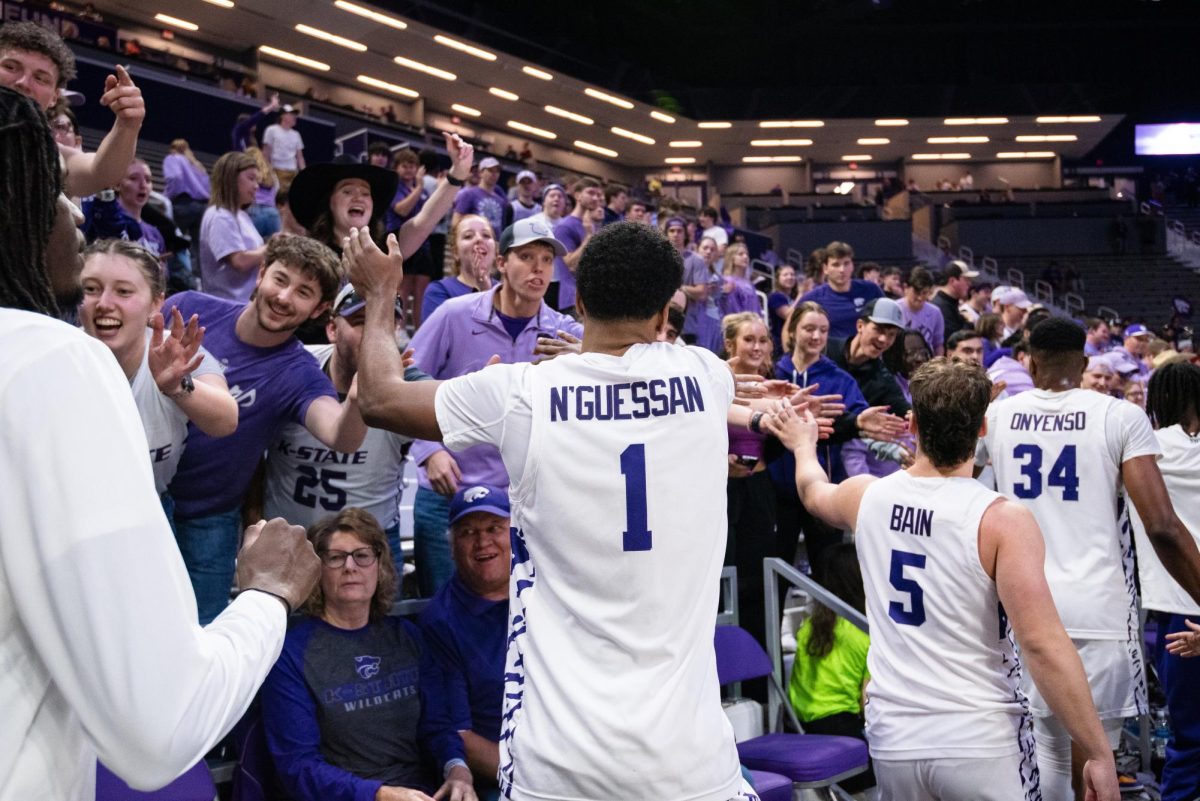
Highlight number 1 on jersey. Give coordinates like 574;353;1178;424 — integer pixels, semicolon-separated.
620;444;653;552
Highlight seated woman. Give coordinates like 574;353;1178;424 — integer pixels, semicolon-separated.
787;543;875;792
421;214;494;323
78;239;237;507
261;508;475;801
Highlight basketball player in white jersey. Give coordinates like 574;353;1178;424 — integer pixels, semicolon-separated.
978;318;1200;799
346;221;758;801
768;358;1119;801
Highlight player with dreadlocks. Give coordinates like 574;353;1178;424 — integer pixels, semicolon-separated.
1132;360;1200;801
0;85;62;316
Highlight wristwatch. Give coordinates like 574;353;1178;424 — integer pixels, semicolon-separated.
166;373;194;399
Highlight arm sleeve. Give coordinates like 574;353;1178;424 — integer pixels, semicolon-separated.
162;155;183;184
410;620;467;769
204;210;255;262
0;332;286;790
435;364;526;453
841;439;870;477
232;109;267;150
261;630;384;801
286;354;340;427
193;343;225;379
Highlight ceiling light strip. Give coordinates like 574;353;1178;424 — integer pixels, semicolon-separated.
450;103;481;117
611;126;655;145
333;0;407;29
155;13;198;31
356;74;417;98
489;87;519;101
650;110;676;123
584;87;634;109
295;23;367;51
545;105;593;125
508;120;556;139
258;45;329;71
574;140;618;158
759;120;824;128
522;65;552;80
432;34;496;61
393;55;456;81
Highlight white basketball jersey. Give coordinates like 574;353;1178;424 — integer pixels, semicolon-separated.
857;472;1035;764
263;345;409;530
983;389;1159;639
444;344;743;801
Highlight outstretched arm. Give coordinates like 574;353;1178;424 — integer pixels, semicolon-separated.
344;227;444;440
397;133;473;260
63;65;145;197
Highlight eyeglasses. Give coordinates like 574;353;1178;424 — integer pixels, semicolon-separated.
319;547;379;569
335;289;405;319
51;122;76;134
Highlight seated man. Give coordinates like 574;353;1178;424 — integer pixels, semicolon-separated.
419;484;511;800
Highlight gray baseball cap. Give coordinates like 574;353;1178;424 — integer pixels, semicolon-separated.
498;217;566;257
859;297;905;328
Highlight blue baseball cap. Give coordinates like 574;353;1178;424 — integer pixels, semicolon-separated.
1124;323;1151;338
448;484;510;526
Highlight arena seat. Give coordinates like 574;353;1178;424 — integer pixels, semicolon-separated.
747;769;793;801
714;625;868;793
95;760;216;801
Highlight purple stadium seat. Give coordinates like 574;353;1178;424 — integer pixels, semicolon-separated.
95;760;215;801
715;625;869;789
748;769;793;801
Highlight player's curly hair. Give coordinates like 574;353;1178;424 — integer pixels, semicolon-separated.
0;86;61;315
576;221;681;321
0;21;77;88
303;508;397;621
1147;361;1200;430
909;357;992;469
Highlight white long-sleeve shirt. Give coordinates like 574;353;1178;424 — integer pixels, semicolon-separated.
0;309;287;800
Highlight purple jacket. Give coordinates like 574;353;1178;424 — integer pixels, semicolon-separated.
409;286;583;489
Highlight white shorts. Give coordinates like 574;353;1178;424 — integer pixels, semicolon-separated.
874;752;1039;801
1021;637;1146;720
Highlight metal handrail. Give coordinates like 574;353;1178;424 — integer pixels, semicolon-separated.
958;245;975;266
981;256;999;281
1064;292;1085;314
1034;279;1054;305
1006;268;1026;290
786;248;804;268
1097;305;1121;322
718;565;738;627
763;557;868;726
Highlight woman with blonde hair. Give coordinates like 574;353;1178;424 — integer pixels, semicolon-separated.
162;138;211;251
422;213;495;322
244;145;281;238
199;150;267;301
720;242;761;317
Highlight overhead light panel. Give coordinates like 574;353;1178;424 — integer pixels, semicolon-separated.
698;121;731;129
522;65;552;80
575;140;618;158
545;105;593;125
750;139;813;147
742;155;803;163
334;0;407;29
1015;134;1078;142
258;45;329;72
393;55;455;81
857;138;890;145
154;13;198;31
928;136;989;144
944;117;1009;125
202;0;235;7
1036;115;1101;123
489;87;519;101
295;23;367;52
450;103;481;117
842;155;872;161
433;34;496;61
611;126;655;145
911;152;972;160
759;120;824;128
356;74;417;98
650;110;676;123
669;140;702;148
875;119;909;126
665;157;695;164
997;151;1056;158
584;88;634;109
508;120;556;140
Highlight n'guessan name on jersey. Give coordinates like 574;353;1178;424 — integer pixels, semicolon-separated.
1008;411;1087;432
549;376;706;422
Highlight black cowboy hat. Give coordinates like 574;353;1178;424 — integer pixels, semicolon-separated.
287;154;399;232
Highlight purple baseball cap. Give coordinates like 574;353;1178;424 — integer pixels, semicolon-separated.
449;484;511;526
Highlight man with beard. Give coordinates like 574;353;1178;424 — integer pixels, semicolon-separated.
163;236;367;624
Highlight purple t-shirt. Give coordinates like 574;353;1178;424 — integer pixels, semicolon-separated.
900;300;945;353
453;186;505;237
720;275;760;317
199;206;264;302
162;292;337;517
798;280;883;340
510;199;541;224
767;291;793;353
422;276;477;323
385;181;427;233
551;215;587;310
136;218;166;258
161;154;211;201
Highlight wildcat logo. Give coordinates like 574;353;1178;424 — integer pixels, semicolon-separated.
464;486;490;502
228;385;257;407
354;655;381;680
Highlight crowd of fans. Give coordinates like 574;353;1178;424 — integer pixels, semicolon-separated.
6;14;1200;801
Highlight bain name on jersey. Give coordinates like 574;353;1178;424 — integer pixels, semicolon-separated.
549;376;705;422
1008;411;1088;432
891;504;933;538
275;441;370;464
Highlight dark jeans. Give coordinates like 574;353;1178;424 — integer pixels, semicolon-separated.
1155;612;1200;801
412;486;455;597
726;471;775;702
172;508;242;625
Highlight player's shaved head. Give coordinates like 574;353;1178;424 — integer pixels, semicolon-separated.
1028;318;1088;383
